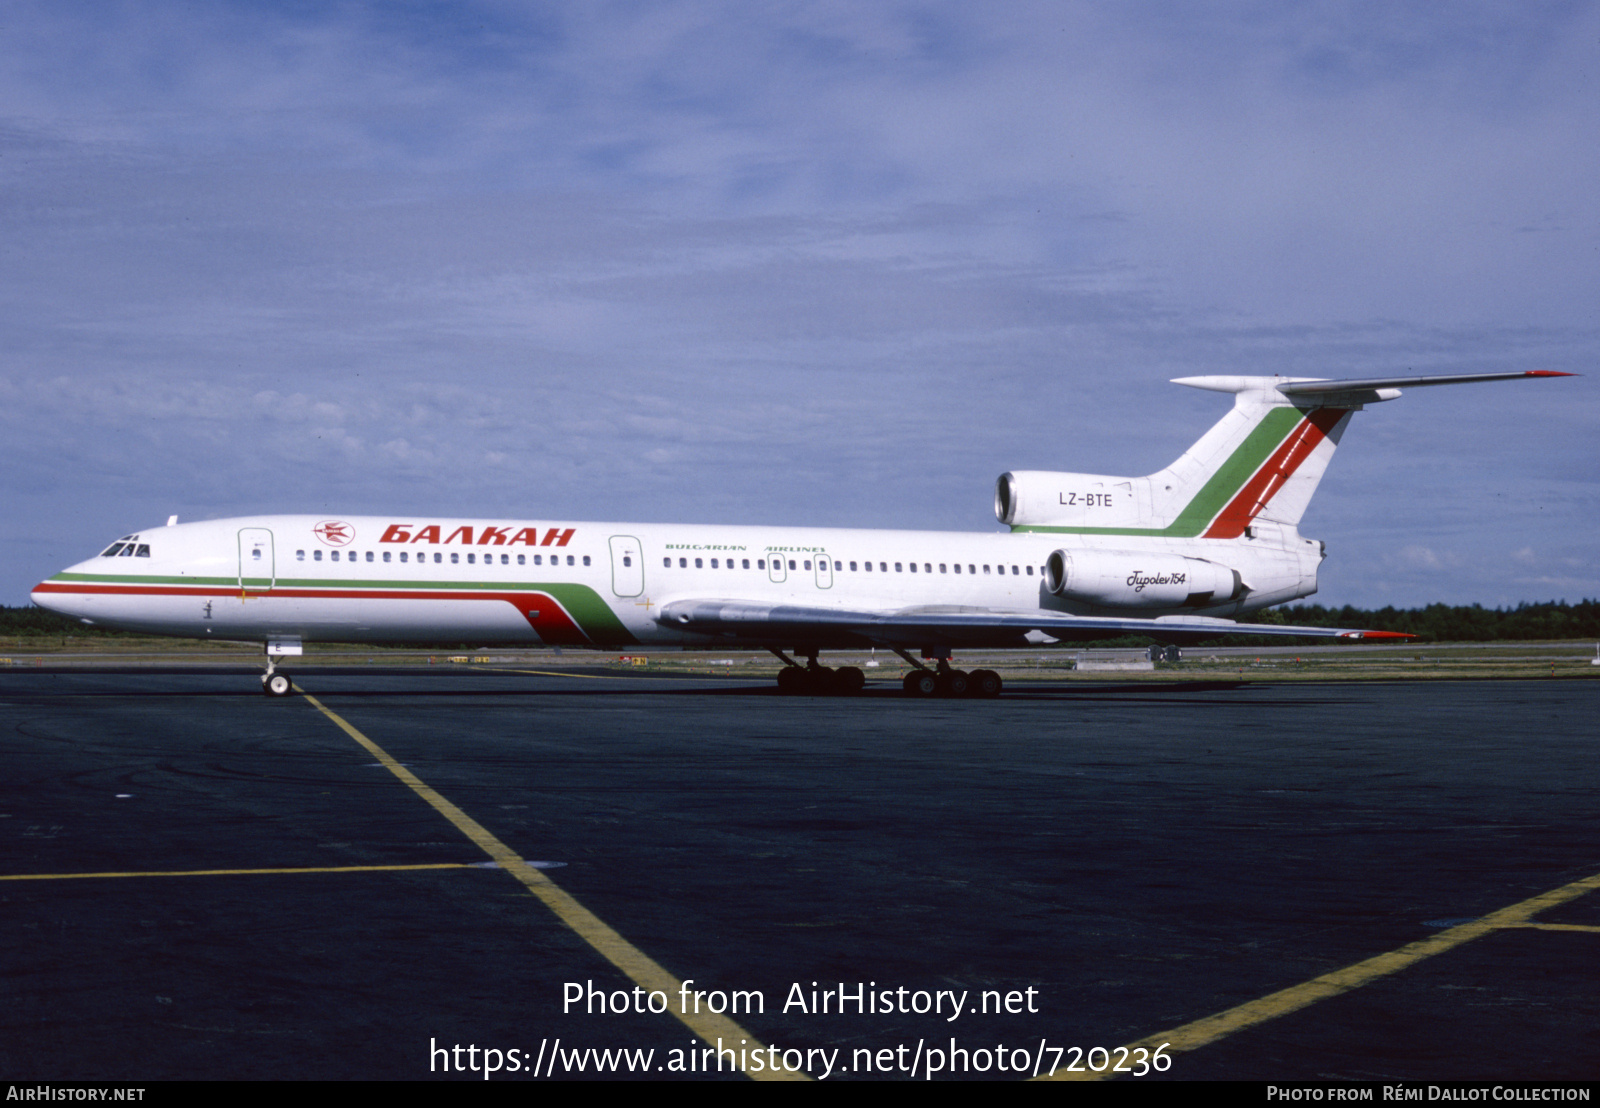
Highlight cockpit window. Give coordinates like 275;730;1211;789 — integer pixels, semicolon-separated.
101;543;126;557
99;539;151;557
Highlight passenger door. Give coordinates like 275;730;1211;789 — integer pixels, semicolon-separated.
608;535;644;597
237;528;275;593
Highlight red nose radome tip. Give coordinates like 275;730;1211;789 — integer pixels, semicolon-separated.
1525;371;1578;377
1337;630;1417;640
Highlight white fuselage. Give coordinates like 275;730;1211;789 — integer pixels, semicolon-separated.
32;514;1320;651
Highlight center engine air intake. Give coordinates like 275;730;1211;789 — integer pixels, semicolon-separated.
1044;549;1246;609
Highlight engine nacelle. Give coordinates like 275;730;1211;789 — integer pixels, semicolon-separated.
996;470;1150;530
1044;548;1246;610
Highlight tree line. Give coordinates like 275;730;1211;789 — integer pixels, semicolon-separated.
1239;600;1600;644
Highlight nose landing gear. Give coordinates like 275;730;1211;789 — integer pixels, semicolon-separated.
260;639;302;697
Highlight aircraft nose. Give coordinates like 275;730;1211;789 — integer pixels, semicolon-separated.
31;580;84;621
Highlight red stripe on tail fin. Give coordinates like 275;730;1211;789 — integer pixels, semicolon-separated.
1203;407;1346;538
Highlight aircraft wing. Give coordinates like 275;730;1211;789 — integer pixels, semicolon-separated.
656;600;1412;649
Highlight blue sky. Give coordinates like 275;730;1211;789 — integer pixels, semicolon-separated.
3;1;1595;609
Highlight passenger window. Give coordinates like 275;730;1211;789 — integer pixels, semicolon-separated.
850;561;857;571
895;562;902;572
939;564;946;573
366;551;374;562
295;550;304;561
314;550;323;562
969;565;975;574
383;551;391;563
624;555;632;567
983;565;990;574
910;562;917;573
400;552;408;563
517;554;525;565
567;555;575;566
582;555;590;566
710;558;718;568
663;557;671;568
742;559;750;569
680;558;687;568
534;554;542;565
695;558;703;568
451;553;459;564
788;560;796;571
467;553;476;564
1026;565;1034;575
435;553;442;563
804;560;812;571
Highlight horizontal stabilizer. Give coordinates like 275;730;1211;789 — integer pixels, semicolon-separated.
1277;370;1575;395
1173;370;1575;402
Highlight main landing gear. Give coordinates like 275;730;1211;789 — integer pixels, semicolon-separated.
896;650;1002;699
770;650;866;696
768;648;1003;698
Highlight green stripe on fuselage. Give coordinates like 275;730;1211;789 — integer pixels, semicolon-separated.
51;572;238;586
43;574;637;645
539;583;636;645
1010;406;1305;537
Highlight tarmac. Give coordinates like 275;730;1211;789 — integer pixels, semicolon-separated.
2;665;1596;1081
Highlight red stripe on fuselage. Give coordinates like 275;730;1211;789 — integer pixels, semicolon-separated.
1203;407;1346;539
29;583;591;646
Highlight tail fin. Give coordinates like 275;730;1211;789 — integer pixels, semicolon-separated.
1155;377;1353;536
999;371;1573;537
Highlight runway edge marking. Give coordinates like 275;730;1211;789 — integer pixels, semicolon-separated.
299;688;808;1082
1041;868;1600;1081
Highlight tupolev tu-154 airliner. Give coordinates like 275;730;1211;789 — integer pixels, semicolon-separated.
32;370;1572;697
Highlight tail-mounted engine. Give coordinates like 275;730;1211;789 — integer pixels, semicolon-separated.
996;471;1149;530
1044;548;1247;610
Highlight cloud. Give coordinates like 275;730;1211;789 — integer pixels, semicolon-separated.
1;2;1595;607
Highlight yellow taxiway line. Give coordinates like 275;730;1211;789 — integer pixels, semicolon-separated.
1042;868;1600;1080
1;863;473;881
299;688;806;1082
